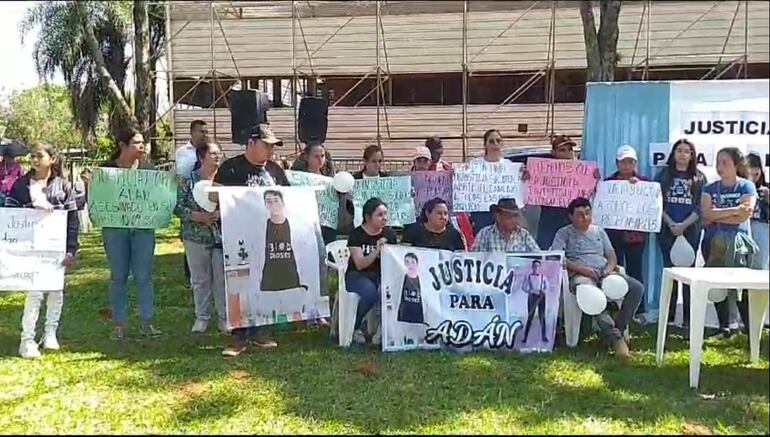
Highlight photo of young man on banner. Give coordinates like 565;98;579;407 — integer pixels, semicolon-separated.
381;245;563;353
218;186;329;329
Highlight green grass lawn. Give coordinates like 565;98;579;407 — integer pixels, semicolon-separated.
0;224;768;434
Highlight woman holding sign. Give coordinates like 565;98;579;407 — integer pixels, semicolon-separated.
6;143;79;358
655;139;706;328
346;197;398;345
353;145;390;179
701;147;757;338
101;128;161;341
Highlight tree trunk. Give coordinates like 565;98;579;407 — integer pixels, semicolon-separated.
75;1;137;129
133;0;152;141
579;0;622;82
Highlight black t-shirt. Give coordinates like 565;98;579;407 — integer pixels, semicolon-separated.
402;223;466;251
214;155;289;187
101;160;156;170
397;275;424;324
261;219;302;291
346;226;398;280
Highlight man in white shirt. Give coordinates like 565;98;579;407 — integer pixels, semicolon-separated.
175;120;208;178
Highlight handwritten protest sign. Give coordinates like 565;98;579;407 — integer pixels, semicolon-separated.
0;208;67;291
409;171;453;214
353;176;416;227
285;171;338;229
525;158;598;208
592;181;663;232
89;168;176;229
452;161;524;212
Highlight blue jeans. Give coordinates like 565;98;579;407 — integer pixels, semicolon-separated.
102;228;156;323
345;271;380;330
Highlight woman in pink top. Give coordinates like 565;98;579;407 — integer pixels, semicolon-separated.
0;153;24;196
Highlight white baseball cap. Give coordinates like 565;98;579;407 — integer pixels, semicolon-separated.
413;146;432;161
616;144;638;161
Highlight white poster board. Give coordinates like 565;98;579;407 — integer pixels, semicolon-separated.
0;208;67;291
592;181;663;232
453;161;525;212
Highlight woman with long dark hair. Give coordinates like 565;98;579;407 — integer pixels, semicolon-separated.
467;129;519;234
747;153;769;271
101;127;161;341
6;143;79;358
345;197;397;344
402;197;466;251
655;139;706;328
353;145;389;179
701;147;757;338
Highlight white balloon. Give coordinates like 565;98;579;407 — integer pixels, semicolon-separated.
708;288;728;303
670;235;696;267
576;284;608;316
602;274;629;300
192;180;217;212
332;171;355;193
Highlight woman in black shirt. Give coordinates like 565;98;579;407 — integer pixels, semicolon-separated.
403;197;466;251
346;197;397;344
352;145;390;179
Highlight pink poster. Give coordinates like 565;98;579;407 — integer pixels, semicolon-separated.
526;158;598;208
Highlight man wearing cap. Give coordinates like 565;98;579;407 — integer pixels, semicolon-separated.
531;135;601;250
605;144;650;323
210;123;288;357
471;198;540;253
425;136;453;171
411;146;433;171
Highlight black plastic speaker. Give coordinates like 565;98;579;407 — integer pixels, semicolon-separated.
230;90;267;145
298;96;328;145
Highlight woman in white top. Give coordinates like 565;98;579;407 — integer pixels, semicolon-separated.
469;129;517;234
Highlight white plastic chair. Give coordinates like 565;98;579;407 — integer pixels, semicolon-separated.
326;240;379;347
562;267;629;348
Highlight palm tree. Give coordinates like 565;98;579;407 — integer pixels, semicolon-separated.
20;1;133;143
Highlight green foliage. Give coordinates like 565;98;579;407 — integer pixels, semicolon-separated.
0;224;767;434
0;85;80;149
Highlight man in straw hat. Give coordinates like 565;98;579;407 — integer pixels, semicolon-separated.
471;198;539;253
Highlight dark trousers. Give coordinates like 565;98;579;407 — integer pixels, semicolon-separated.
183;252;191;281
658;225;701;325
523;293;547;341
232;326;265;342
607;231;646;312
346;271;380;330
702;239;750;333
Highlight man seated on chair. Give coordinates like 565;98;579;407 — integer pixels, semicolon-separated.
550;197;643;361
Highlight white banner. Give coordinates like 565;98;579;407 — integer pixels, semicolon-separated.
452;161;525;212
381;246;563;354
218;187;329;329
592;181;663;232
0;208;67;291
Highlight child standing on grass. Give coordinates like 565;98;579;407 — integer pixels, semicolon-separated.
5;143;79;359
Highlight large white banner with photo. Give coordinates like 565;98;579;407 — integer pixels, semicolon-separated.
0;208;67;291
218;187;329;329
381;246;563;354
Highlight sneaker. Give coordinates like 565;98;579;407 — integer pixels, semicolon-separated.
217;320;229;334
42;334;60;350
612;338;632;362
140;323;162;338
352;330;367;345
111;326;127;341
317;317;330;327
19;340;41;359
222;340;247;357
251;332;278;349
191;319;208;334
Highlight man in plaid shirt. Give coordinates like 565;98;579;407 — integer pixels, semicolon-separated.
471;198;540;253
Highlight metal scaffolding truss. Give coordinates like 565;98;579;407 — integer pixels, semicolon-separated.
158;0;756;161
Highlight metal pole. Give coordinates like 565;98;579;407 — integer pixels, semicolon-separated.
375;0;381;147
645;0;651;80
165;1;175;150
209;2;217;139
744;0;749;78
292;1;299;152
461;0;468;162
